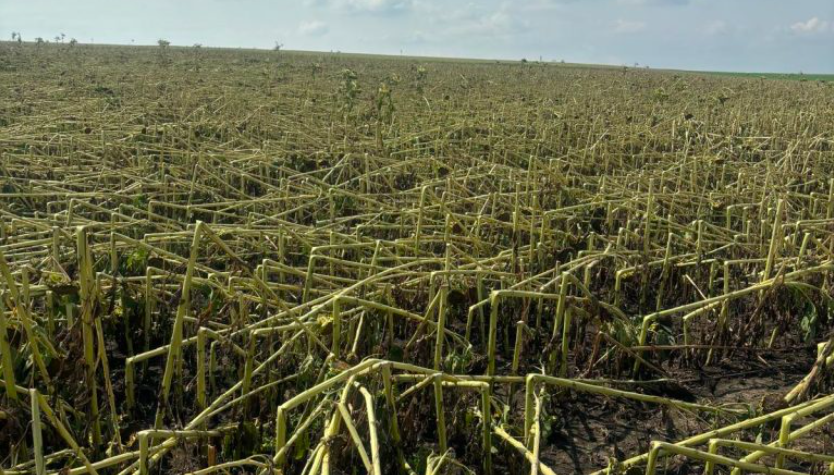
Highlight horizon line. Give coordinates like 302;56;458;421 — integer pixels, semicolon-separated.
4;39;832;77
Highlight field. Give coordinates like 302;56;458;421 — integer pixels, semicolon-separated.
1;41;834;475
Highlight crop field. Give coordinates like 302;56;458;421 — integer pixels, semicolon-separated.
1;41;834;475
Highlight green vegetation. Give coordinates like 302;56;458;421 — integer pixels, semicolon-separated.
699;70;834;83
0;41;833;475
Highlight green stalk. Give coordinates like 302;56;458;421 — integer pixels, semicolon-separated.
0;292;17;401
31;388;45;475
763;199;784;282
76;227;101;446
331;297;341;359
433;373;448;453
155;221;204;428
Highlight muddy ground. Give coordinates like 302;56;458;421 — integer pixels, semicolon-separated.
530;347;833;475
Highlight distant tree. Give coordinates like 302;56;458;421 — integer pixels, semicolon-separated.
10;32;16;41
54;35;61;43
274;41;284;51
521;58;528;64
35;37;44;46
60;33;66;43
158;39;170;49
69;38;78;47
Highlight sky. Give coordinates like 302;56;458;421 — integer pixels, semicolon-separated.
1;0;832;73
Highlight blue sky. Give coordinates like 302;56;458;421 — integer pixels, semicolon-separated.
2;0;832;73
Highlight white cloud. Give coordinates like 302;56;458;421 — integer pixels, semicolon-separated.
790;17;831;34
613;19;646;33
705;20;728;36
305;0;414;13
298;20;329;36
345;0;413;12
616;0;690;6
455;11;517;36
411;2;527;42
513;0;684;7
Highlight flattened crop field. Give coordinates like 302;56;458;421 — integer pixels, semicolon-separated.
1;43;834;475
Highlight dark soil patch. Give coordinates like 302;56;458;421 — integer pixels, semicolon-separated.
535;348;820;475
